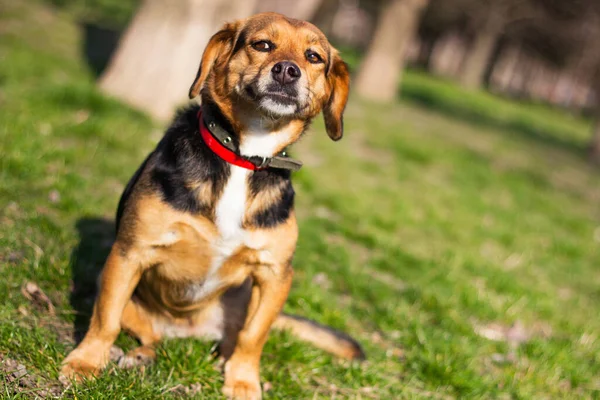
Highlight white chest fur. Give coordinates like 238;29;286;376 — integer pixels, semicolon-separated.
189;166;249;302
187;126;294;302
215;165;249;241
213;122;294;246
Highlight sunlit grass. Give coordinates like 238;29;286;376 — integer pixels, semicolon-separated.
2;1;600;398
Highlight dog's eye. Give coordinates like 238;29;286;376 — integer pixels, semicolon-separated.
251;41;273;52
306;50;323;64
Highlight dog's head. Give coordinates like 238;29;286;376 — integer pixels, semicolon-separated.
189;12;350;141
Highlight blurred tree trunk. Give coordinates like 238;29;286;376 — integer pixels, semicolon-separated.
99;0;256;121
429;31;467;78
311;0;340;37
459;15;503;90
415;34;437;70
590;80;600;163
488;45;520;94
590;118;600;164
255;0;324;20
355;0;429;101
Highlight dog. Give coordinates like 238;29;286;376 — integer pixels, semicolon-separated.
60;12;363;399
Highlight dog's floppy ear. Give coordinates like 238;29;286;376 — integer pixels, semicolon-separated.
188;21;241;99
323;51;350;141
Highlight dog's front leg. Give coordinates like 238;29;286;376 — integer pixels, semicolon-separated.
222;258;293;400
61;245;142;382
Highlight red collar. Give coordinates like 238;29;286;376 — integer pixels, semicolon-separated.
198;110;264;171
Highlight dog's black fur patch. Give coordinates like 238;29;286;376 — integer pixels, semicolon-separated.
116;104;294;230
249;169;295;227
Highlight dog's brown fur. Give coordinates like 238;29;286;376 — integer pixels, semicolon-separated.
60;13;360;399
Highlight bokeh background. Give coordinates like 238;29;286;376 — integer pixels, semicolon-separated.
1;0;599;398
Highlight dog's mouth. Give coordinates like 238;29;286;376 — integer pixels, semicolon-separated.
245;84;303;116
262;92;297;105
246;85;297;101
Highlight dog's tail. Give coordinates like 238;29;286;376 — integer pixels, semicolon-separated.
272;313;366;360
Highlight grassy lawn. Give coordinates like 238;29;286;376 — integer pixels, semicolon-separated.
2;1;600;399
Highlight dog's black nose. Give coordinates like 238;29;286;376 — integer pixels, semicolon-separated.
271;61;301;85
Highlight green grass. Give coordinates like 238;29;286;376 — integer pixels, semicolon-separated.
2;1;600;398
400;70;593;152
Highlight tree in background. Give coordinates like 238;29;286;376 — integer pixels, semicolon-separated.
457;0;508;90
577;17;600;163
98;0;257;121
254;0;326;21
355;0;430;102
55;0;600;163
463;1;551;91
533;0;600;162
422;0;540;90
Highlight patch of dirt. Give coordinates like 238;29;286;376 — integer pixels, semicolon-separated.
0;250;24;264
1;353;64;398
18;281;75;345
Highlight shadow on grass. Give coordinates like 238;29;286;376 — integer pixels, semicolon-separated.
401;78;588;157
69;217;115;342
81;22;122;77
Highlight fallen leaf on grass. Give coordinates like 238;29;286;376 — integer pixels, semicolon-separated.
505;321;529;345
491;352;517;365
48;190;61;203
386;347;405;360
73;109;90;125
473;321;529;345
474;321;538;365
263;381;273;392
312;272;332;289
21;281;55;315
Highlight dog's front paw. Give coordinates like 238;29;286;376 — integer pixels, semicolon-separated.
59;358;101;385
222;379;262;400
223;359;261;400
59;348;108;385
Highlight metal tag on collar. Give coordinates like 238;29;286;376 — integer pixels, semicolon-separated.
258;157;269;168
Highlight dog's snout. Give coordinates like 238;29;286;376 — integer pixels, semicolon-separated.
271;61;301;85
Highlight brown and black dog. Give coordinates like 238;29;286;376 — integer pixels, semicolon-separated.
60;12;363;399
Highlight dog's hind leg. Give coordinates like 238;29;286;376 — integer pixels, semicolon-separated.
118;298;162;368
